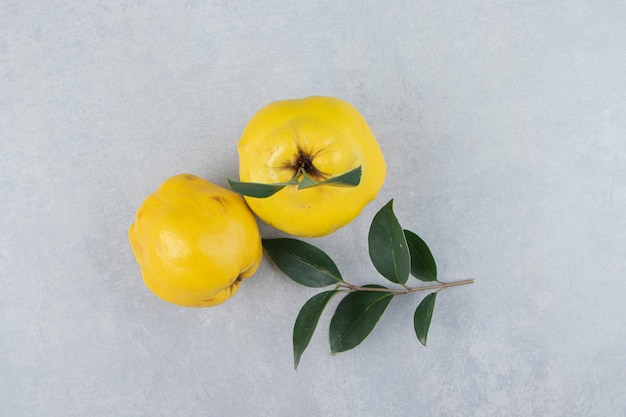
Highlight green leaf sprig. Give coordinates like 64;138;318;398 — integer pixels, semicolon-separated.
262;199;475;370
228;166;362;198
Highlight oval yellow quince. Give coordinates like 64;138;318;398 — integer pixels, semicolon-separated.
237;96;386;237
129;174;262;307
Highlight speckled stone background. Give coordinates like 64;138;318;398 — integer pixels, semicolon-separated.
2;1;625;416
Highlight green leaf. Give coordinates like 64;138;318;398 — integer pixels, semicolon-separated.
227;177;290;198
414;292;437;346
329;285;394;353
293;290;338;370
368;199;410;285
298;166;362;189
228;166;361;196
404;230;437;282
262;238;343;287
297;171;318;189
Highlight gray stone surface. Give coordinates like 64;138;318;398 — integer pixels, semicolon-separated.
2;1;625;416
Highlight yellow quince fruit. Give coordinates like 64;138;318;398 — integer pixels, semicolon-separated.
237;96;386;237
129;174;262;307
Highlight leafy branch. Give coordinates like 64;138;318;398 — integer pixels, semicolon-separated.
262;199;475;370
335;279;475;294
